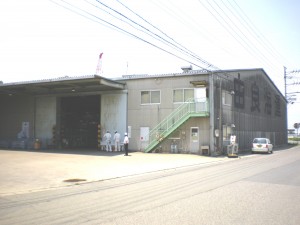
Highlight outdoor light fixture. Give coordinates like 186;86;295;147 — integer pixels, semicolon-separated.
190;80;208;87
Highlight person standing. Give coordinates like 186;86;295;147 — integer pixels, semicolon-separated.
114;131;121;151
103;131;112;152
123;132;129;156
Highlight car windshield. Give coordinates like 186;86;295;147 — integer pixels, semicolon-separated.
253;138;267;144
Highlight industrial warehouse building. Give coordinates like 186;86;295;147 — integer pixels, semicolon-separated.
0;68;287;155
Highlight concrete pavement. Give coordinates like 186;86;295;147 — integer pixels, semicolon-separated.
0;149;234;196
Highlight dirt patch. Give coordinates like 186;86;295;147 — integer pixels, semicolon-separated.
63;178;87;182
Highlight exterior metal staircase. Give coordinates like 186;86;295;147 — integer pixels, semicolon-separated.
144;98;209;153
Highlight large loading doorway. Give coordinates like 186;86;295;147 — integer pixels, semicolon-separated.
60;95;100;148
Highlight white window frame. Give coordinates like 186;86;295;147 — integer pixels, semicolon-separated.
141;90;161;105
222;91;232;106
173;88;194;104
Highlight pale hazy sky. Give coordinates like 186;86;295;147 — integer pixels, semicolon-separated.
0;0;299;128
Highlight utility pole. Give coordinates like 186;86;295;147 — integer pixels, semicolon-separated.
284;66;287;98
284;67;300;103
284;67;300;139
284;66;288;145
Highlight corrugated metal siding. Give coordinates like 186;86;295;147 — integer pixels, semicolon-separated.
0;95;35;140
126;74;210;151
215;69;287;151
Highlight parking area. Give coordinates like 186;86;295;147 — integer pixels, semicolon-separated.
0;149;232;196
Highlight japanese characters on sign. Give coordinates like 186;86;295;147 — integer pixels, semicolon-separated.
251;82;260;113
233;77;281;117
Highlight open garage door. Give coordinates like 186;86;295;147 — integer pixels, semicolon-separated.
60;95;100;148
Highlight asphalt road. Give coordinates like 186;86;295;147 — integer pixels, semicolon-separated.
0;147;299;225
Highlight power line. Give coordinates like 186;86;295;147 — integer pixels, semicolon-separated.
51;0;282;84
53;0;223;71
51;0;211;70
49;0;255;83
197;0;258;63
229;0;289;66
148;0;286;87
220;0;283;68
96;0;224;69
116;0;207;62
147;0;238;63
201;0;278;70
49;0;124;34
93;0;237;81
94;0;215;69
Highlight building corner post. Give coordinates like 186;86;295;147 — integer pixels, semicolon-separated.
209;72;215;156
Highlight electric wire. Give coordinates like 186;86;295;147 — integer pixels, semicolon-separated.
199;0;289;90
54;0;221;71
100;0;236;80
149;0;286;84
83;0;178;55
115;0;215;67
113;0;221;70
93;0;217;70
51;0;210;71
49;0;256;83
211;0;278;69
50;0;284;84
224;1;298;100
221;0;282;66
230;0;290;66
201;0;277;70
197;0;258;63
49;0;125;36
147;0;237;66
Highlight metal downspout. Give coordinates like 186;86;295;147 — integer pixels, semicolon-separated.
209;72;215;156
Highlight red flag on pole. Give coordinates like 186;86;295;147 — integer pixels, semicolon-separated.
96;53;103;75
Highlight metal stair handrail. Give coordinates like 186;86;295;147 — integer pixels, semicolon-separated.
145;98;209;152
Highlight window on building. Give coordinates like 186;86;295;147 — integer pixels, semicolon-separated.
222;91;232;106
223;124;233;141
141;90;161;104
173;89;194;103
234;78;245;109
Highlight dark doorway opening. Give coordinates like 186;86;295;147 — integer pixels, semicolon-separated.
60;95;100;148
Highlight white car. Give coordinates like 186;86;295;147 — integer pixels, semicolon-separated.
252;138;273;154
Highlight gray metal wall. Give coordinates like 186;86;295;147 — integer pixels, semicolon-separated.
101;91;127;140
126;74;210;151
214;69;287;151
155;117;210;154
0;94;35;140
125;69;286;153
0;69;286;154
35;96;56;148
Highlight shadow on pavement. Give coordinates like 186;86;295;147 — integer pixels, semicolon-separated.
0;148;136;157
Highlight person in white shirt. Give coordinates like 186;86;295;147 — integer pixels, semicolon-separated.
103;131;112;152
123;133;129;156
114;131;121;151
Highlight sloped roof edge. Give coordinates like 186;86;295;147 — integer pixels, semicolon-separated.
0;75;104;86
